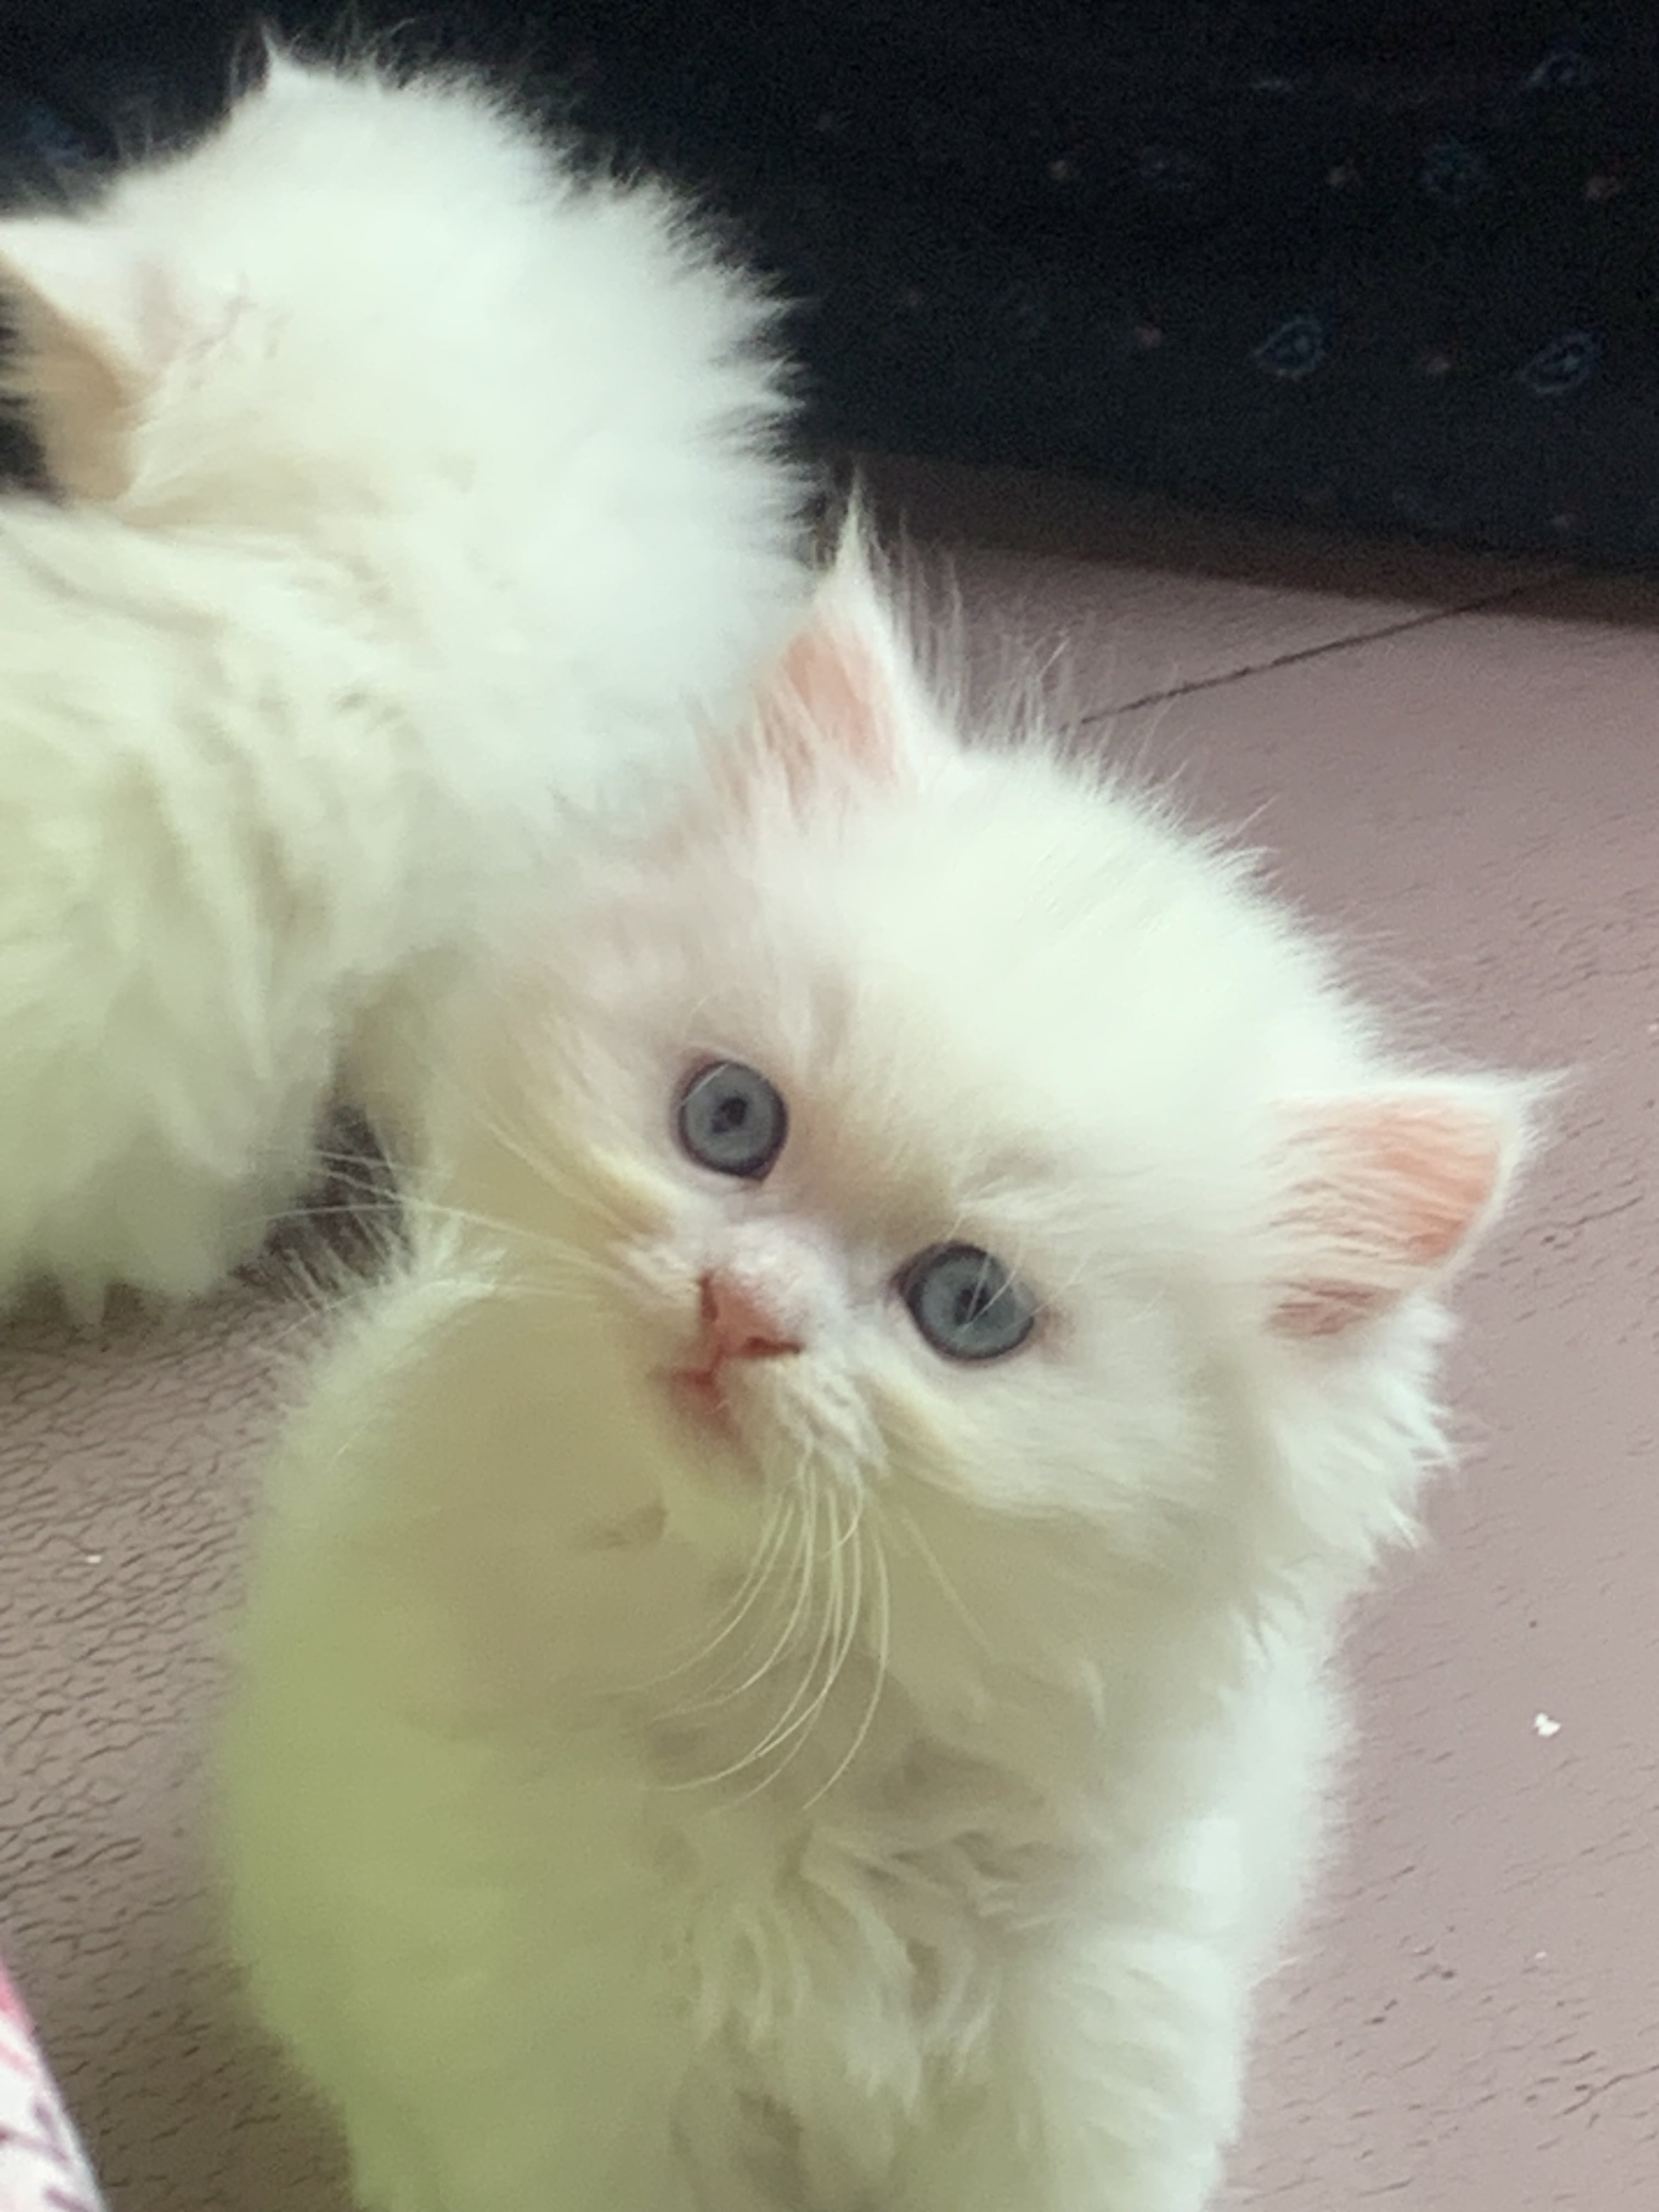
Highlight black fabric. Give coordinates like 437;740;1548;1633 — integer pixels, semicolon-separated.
3;3;1659;566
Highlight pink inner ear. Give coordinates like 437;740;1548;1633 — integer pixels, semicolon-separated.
1272;1095;1507;1339
749;612;895;807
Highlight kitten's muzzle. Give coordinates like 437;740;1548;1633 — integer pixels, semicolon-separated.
662;1268;802;1440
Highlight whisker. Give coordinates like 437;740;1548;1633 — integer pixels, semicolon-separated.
657;1487;821;1781
675;1475;846;1795
727;1477;869;1802
468;1097;631;1239
889;1500;993;1656
260;1165;616;1290
719;1483;848;1797
635;1494;796;1700
742;1485;836;1731
804;1513;889;1809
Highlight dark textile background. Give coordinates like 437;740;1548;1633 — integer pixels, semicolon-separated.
2;3;1656;565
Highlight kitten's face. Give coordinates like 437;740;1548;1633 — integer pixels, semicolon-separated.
526;881;1219;1569
456;527;1522;1621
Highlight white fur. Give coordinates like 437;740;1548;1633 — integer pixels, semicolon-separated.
0;47;803;1307
219;523;1535;2211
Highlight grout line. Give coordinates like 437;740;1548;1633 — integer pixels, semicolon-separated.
1071;569;1573;725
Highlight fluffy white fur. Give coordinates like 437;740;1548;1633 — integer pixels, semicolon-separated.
219;519;1536;2212
0;44;802;1307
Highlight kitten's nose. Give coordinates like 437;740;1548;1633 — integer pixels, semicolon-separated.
698;1270;801;1363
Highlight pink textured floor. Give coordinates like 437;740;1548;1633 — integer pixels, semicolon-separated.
2;461;1655;2209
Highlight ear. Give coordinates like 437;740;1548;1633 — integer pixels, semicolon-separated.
1269;1080;1537;1339
714;507;950;816
0;219;184;497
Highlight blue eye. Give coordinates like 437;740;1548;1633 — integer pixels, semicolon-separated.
897;1243;1037;1363
676;1061;788;1180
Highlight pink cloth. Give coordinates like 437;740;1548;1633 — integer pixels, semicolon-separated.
0;1962;106;2212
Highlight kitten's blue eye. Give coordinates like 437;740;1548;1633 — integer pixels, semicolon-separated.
676;1061;788;1180
897;1243;1037;1363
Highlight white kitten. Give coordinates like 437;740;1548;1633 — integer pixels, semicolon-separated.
0;45;802;1308
219;516;1536;2212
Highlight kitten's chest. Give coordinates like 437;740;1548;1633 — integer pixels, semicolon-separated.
657;1748;1067;2132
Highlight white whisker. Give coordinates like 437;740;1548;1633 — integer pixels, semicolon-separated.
730;1481;845;1769
719;1496;842;1799
727;1476;870;1804
470;1097;631;1240
890;1500;992;1656
658;1483;824;1787
644;1495;799;1707
805;1511;889;1809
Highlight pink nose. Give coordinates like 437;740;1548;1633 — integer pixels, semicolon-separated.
698;1270;800;1364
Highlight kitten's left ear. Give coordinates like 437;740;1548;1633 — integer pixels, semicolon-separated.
726;508;948;812
1269;1079;1539;1339
0;219;189;497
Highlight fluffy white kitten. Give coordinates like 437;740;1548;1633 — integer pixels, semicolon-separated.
219;517;1535;2212
0;45;801;1307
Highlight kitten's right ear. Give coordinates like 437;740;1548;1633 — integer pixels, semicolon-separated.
0;220;185;498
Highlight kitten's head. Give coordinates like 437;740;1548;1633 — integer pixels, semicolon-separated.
0;46;780;521
444;516;1534;1669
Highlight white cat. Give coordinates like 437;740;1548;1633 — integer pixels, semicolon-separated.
0;44;802;1308
218;515;1537;2212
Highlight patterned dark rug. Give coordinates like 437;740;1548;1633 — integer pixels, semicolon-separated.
4;1;1655;564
